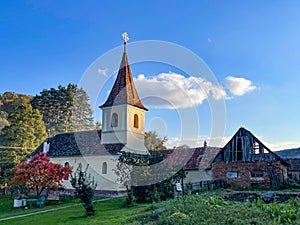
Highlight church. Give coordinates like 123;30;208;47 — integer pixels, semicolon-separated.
30;38;151;195
30;37;289;194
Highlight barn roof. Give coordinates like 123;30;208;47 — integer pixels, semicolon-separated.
215;127;289;166
285;158;300;171
29;130;124;158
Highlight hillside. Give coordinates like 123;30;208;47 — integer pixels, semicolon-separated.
276;148;300;159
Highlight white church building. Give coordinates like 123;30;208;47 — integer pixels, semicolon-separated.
30;39;221;195
30;39;151;195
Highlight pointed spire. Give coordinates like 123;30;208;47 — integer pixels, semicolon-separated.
100;34;147;111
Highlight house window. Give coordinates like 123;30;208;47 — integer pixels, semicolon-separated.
226;171;238;179
250;171;264;179
133;114;139;128
102;162;107;174
111;113;118;127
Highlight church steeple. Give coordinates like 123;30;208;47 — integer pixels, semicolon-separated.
100;33;149;155
100;34;147;111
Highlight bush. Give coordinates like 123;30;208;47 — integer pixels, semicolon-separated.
252;197;300;224
282;178;300;189
70;163;97;216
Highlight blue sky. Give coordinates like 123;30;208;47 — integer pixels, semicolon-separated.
1;0;300;150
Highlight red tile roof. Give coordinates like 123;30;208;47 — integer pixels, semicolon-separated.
100;46;147;110
153;147;222;170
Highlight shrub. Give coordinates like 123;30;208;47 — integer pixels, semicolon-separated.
70;163;97;216
252;197;300;224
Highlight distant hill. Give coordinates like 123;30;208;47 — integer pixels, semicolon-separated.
276;148;300;159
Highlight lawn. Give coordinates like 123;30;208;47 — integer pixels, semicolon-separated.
1;189;300;225
0;196;149;225
0;195;82;219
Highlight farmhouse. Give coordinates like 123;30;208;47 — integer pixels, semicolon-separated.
212;127;289;190
285;158;300;181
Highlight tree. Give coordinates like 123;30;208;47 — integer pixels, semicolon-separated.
114;151;187;204
0;103;48;184
0;111;9;134
95;121;102;130
31;84;94;135
70;163;97;216
70;88;94;132
1;103;47;148
145;131;168;150
177;144;190;149
31;84;75;135
12;152;72;196
0;92;32;114
114;152;147;206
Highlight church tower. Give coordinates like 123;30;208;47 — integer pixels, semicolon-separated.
100;34;149;155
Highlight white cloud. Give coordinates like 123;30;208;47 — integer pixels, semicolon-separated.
261;140;300;151
165;136;230;149
224;76;256;96
134;72;226;109
98;68;108;76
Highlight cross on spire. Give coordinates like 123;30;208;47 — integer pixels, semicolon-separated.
122;32;129;43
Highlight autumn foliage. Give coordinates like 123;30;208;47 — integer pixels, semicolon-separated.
12;152;72;196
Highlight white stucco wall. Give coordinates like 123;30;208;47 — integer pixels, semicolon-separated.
184;169;213;184
101;104;148;154
51;155;125;191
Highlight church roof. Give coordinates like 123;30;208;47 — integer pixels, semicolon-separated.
29;130;124;158
100;44;147;110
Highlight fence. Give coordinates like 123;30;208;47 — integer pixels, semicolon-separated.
190;180;228;191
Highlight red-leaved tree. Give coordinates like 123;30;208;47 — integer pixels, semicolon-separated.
12;152;73;196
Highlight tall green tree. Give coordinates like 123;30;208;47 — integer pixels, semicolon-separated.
70;88;94;132
31;84;75;135
0;103;47;184
0;111;9;134
0;92;32;114
145;131;168;150
1;103;47;148
31;84;94;135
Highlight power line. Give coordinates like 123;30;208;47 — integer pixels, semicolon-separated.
0;146;35;150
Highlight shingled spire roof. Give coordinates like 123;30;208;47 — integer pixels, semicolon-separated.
100;43;147;111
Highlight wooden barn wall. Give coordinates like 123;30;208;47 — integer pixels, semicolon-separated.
215;129;277;163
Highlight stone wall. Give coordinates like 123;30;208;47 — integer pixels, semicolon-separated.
212;161;286;189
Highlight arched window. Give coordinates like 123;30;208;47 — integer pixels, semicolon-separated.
133;114;139;128
102;162;107;174
64;162;70;180
111;113;118;127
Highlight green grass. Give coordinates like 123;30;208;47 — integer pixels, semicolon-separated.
2;190;300;225
0;196;149;225
0;195;81;219
127;190;300;225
